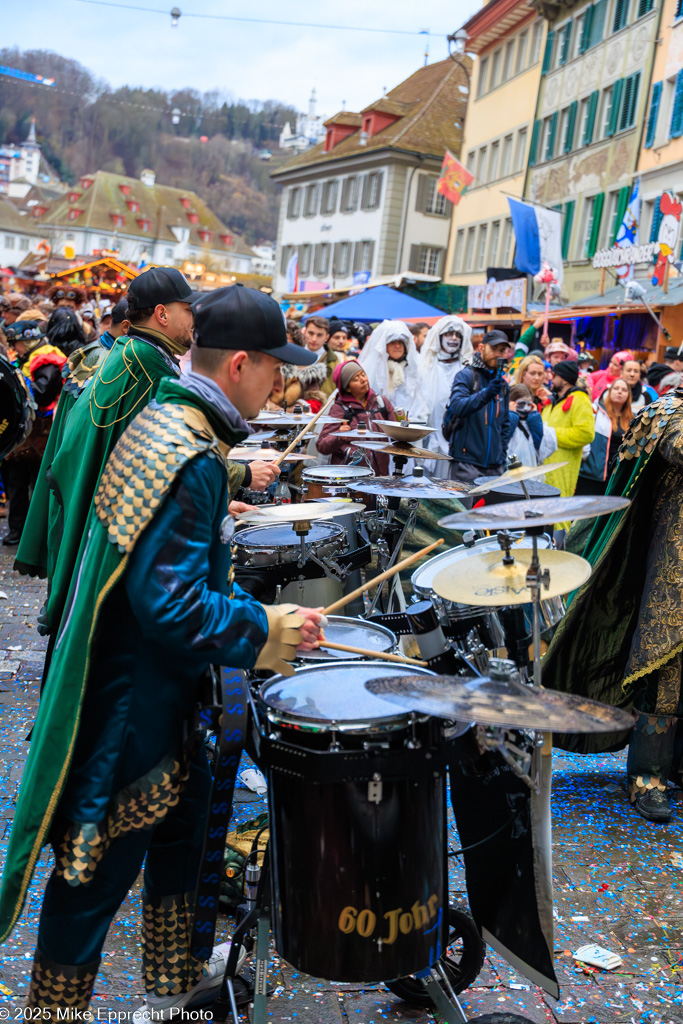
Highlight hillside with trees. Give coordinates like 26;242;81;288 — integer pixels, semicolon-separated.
0;48;298;242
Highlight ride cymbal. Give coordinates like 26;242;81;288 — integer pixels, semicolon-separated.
365;675;635;734
431;548;592;606
350;440;451;460
438;495;630;531
468;462;569;495
349;474;472;499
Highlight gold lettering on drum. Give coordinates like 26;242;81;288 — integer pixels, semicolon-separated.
338;895;440;944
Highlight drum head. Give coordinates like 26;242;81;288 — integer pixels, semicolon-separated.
260;661;434;732
298;616;396;660
302;465;374;483
234;520;343;550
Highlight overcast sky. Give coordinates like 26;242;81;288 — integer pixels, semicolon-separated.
6;0;480;115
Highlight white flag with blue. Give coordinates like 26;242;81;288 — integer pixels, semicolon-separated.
507;198;563;284
614;180;640;282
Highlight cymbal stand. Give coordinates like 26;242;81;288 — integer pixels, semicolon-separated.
524;523;550;691
365;497;419;616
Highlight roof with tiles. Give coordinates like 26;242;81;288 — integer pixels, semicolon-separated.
272;58;468;177
0;197;43;235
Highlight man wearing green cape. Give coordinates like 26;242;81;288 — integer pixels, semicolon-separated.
0;285;323;1014
543;386;683;823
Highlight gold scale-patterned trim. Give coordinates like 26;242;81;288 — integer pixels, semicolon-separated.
618;392;683;463
142;892;204;996
94;403;223;553
27;950;99;1014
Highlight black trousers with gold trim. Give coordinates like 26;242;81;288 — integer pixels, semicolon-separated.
627;652;683;801
29;750;211;1008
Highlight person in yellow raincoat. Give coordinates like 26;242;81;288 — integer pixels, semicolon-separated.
541;359;595;536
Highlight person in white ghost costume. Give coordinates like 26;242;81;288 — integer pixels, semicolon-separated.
422;316;474;478
359;320;428;422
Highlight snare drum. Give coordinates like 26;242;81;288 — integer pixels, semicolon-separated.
302;464;374;500
257;662;450;982
298;615;397;661
232;521;346;606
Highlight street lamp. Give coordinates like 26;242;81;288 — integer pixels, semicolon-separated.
447;27;470;102
170;7;181;27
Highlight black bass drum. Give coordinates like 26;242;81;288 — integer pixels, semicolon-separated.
0;355;35;460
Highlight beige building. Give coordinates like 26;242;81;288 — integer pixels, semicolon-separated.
444;0;547;287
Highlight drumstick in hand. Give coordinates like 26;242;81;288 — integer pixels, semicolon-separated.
317;642;427;667
274;390;339;467
322;539;444;616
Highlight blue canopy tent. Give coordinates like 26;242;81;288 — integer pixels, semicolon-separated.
301;285;445;324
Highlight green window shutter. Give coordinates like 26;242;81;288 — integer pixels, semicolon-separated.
562;200;575;259
611;186;630;245
670;70;683;137
564;100;578;152
529;119;542;165
541;30;555;74
645;81;662;147
607;78;624;136
546;111;558;159
613;0;628;32
583;90;599;144
586;193;605;258
580;5;594;51
639;0;655;13
589;0;607;46
650;197;663;242
619;73;640;130
559;23;572;65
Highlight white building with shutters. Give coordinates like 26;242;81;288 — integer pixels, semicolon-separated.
527;0;660;302
271;60;467;296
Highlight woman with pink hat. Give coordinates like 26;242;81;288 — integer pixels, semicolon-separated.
316;359;398;475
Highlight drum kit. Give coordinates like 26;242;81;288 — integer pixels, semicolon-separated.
218;419;636;1024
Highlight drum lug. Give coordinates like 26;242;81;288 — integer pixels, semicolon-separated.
368;773;383;804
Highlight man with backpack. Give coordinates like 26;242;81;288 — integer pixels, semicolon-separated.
442;329;513;484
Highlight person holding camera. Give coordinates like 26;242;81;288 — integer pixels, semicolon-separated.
316;359;397;475
442;329;513;485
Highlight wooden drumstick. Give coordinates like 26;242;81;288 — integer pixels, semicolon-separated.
274;390;339;467
322;538;444;616
316;642;428;667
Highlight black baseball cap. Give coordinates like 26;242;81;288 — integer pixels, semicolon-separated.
193;285;317;365
665;346;682;360
483;329;511;348
127;267;200;310
111;298;129;324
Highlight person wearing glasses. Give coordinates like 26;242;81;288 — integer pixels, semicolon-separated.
46;284;86;310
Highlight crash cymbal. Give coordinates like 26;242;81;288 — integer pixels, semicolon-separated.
329;429;388;442
351;440;452;460
375;421;436;443
236;500;366;525
438;495;630;531
468;462;569;496
247;414;343;426
349;473;472;499
431;548;592;606
365;675;635;734
229;448;316;461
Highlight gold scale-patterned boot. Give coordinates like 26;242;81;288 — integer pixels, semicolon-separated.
26;949;99;1019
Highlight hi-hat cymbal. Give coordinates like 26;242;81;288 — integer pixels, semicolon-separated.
431;548;592;606
365;675;635;734
236;500;366;525
375;421;436;443
229;448;316;461
439;495;630;531
349;474;471;498
351;440;451;460
469;462;569;495
329;429;388;442
247;413;343;426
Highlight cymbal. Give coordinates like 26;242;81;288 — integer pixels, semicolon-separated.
431;548;592;606
329;430;388;442
349;474;472;499
229;448;316;461
236;500;366;525
438;495;630;531
350;440;451;460
375;421;436;443
247;414;343;426
469;462;569;495
365;675;635;734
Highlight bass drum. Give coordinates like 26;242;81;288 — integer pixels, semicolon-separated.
0;355;35;460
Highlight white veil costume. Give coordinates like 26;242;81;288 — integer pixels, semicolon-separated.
359;320;428;421
421;316;474;477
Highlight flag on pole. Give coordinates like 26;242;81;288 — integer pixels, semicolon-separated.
507;198;563;285
436;150;474;206
285;251;299;292
614;180;640;283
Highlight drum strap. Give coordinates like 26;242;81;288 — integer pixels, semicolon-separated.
190;667;249;961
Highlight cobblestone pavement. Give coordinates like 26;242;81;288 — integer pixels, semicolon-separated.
1;526;682;1023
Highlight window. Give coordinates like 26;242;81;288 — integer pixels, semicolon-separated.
501;135;513;177
5;235;15;249
299;243;312;276
358;239;374;272
165;247;174;258
321;179;339;215
341;176;360;212
557;22;572;66
476;147;488;183
418;245;444;275
65;233;74;241
19;237;29;251
362;171;383;210
613;0;629;32
562;101;578;152
467;150;476;172
530;20;544;64
464;227;476;271
280;244;294;273
477;56;489;98
287;187;302;218
424;176;447;215
477;225;488;270
619;72;640;130
502;218;514;265
645;81;662;147
583;193;604;257
314;242;331;276
515;128;528;171
303;183;319;217
99;236;108;248
333;241;351;276
516;30;528;74
489;141;500;182
503;39;516;81
543;113;558;161
572;12;586;58
488;221;501;265
601;87;614;136
582;91;599;144
638;0;654;15
490;48;502;90
452;229;465;273
605;192;620;245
